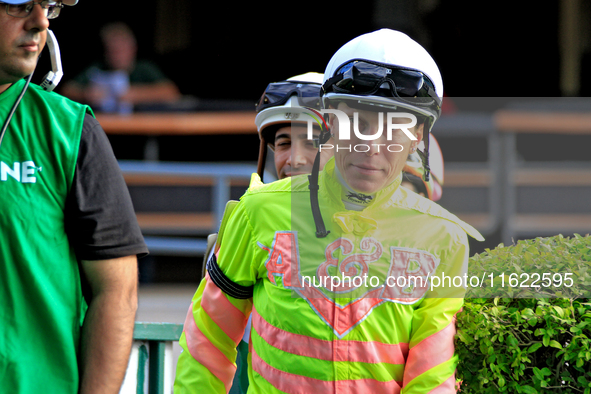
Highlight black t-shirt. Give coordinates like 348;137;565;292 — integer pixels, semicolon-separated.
65;114;148;260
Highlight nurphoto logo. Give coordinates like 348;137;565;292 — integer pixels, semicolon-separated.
303;107;418;153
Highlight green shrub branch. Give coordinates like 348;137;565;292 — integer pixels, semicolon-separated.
456;234;591;394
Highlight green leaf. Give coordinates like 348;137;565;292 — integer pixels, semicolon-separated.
549;340;562;349
521;385;538;394
528;343;542;353
458;235;591;391
571;326;581;334
540;380;548;388
540;367;552;377
553;306;565;318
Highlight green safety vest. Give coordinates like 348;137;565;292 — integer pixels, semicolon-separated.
174;158;484;393
0;79;90;393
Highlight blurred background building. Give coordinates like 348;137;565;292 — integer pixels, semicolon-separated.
50;0;591;101
42;0;591;283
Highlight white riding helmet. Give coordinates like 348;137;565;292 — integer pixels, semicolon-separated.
322;29;443;183
254;72;324;179
322;28;443;126
255;72;324;151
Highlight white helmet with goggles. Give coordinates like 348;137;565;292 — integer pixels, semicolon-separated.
254;72;324;179
308;29;444;238
322;28;443;182
255;72;324;149
322;28;442;121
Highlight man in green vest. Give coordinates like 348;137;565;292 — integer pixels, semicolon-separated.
0;1;148;393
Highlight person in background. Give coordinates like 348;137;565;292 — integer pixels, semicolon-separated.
198;72;330;394
254;72;332;181
0;1;148;393
61;21;180;113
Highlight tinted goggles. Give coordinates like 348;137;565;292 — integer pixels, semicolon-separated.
256;81;321;112
323;60;441;109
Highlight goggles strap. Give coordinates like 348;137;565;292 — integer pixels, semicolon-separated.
426;86;441;106
256;138;268;181
417;119;432;182
308;128;332;238
321;74;344;96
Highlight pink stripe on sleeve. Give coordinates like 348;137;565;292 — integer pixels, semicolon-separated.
183;302;236;392
403;322;456;386
201;273;250;345
428;375;457;393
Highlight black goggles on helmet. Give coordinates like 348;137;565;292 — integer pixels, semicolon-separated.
256;81;321;112
322;60;441;111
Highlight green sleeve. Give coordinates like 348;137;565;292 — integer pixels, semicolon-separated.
401;229;469;393
174;201;255;393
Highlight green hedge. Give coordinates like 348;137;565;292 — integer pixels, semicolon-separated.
456;234;591;393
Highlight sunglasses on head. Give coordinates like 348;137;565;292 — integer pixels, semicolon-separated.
256;81;321;112
322;60;441;110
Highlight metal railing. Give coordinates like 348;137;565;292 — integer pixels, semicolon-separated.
119;161;274;256
120;322;184;394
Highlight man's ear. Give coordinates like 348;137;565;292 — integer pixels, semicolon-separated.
410;123;424;151
325;103;338;135
417;123;425;143
328;113;336;128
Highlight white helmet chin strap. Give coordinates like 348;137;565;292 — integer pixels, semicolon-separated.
308;125;332;238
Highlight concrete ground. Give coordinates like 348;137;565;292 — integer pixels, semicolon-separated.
135;283;199;382
136;283;197;324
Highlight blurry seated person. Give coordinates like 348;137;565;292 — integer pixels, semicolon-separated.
61;22;180;113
